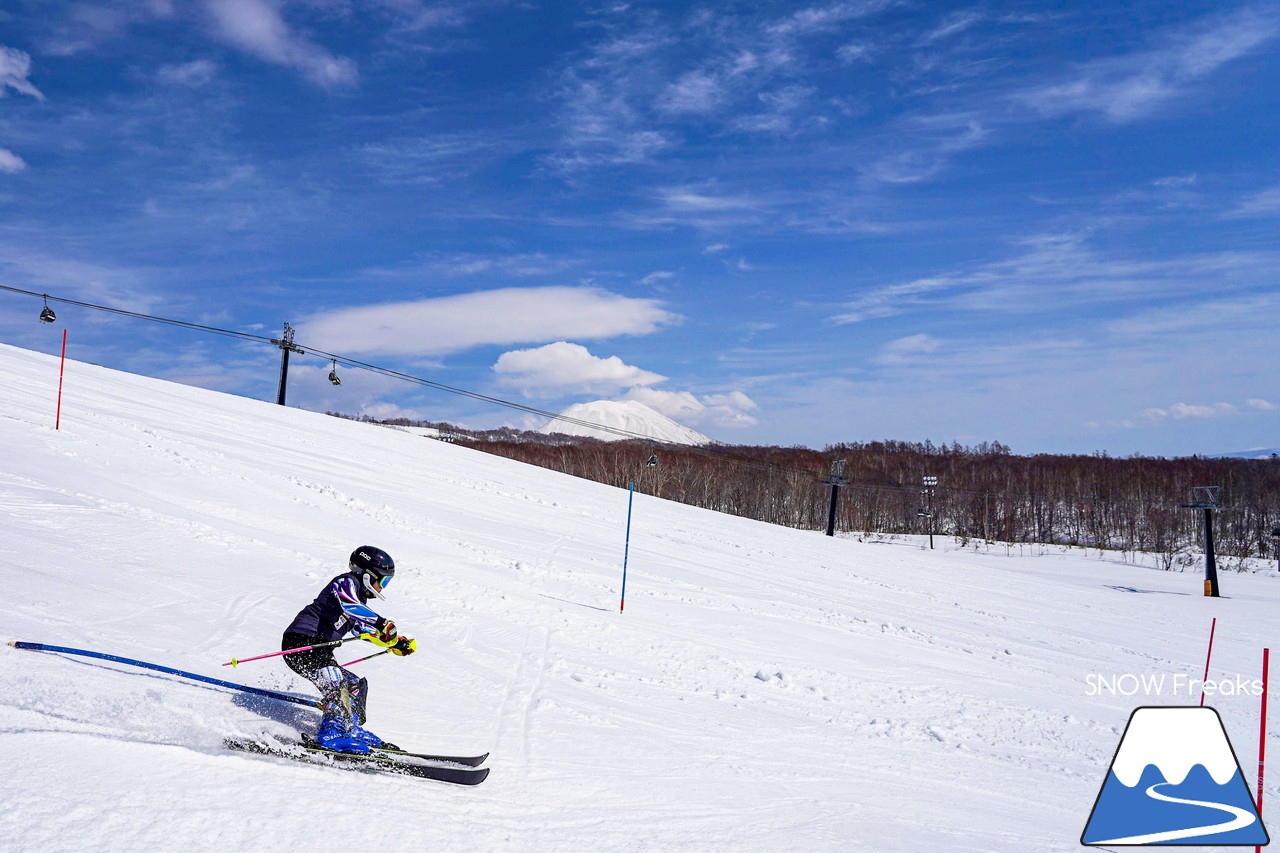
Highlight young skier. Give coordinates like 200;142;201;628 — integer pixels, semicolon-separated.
282;545;417;753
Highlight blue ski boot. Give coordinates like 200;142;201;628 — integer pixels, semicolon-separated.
315;682;368;754
348;723;385;748
316;714;369;754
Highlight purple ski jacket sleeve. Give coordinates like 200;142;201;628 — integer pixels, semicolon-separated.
285;573;384;641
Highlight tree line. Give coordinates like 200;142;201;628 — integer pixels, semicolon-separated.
338;415;1280;568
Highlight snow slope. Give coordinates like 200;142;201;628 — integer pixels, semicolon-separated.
0;341;1275;852
539;399;712;445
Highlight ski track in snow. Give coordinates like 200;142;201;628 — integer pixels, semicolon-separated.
0;343;1276;852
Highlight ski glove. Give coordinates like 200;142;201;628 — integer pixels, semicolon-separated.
362;617;398;646
391;637;417;657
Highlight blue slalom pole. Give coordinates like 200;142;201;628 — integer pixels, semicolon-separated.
7;641;320;708
621;480;635;612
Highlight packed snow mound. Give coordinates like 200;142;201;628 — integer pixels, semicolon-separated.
539;399;712;445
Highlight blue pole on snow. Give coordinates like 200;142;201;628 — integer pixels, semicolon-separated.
621;480;635;612
6;641;321;708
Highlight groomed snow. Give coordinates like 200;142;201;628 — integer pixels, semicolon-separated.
0;342;1274;852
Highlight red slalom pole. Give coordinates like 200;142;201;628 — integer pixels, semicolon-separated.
1201;617;1217;706
1257;647;1270;853
55;329;67;430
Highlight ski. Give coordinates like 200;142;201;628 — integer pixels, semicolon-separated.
372;744;489;767
225;735;490;785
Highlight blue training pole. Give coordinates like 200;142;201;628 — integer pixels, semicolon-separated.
621;480;635;612
7;641;320;708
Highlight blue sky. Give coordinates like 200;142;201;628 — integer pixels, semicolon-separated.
1;1;1278;456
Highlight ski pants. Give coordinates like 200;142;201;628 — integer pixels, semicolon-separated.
281;631;369;724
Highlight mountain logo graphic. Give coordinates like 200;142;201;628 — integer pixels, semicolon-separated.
1082;706;1269;846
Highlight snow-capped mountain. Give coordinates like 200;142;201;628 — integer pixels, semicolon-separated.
1216;448;1280;459
538;399;712;445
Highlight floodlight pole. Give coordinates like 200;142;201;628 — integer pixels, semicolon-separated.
1271;527;1280;573
825;460;847;537
922;476;938;549
270;322;305;406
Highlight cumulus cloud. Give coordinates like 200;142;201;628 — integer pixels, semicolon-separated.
204;0;357;88
625;386;759;429
494;341;666;397
490;340;759;429
296;286;679;358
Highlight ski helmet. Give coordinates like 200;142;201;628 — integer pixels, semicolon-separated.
350;545;395;600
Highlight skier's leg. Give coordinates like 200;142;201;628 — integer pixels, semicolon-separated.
312;665;369;753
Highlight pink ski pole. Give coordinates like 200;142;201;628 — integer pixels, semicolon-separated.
340;649;393;667
222;638;350;668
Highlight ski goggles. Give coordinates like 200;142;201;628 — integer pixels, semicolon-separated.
372;574;392;592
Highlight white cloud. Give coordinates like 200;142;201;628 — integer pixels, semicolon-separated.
43;3;172;56
836;42;872;64
0;149;27;174
157;59;218;87
203;0;357;88
875;333;942;366
767;1;895;38
1123;398;1274;428
731;85;816;135
0;46;44;100
859;115;988;186
1016;8;1279;122
1153;174;1198;188
833;277;952;324
639;270;675;286
364;251;579;279
657;70;725;115
1223;185;1280;219
659;185;759;212
493;341;666;397
491;342;759;428
625;386;759;429
838;230;1280;329
1170;402;1238;419
296;286;680;358
920;10;983;45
